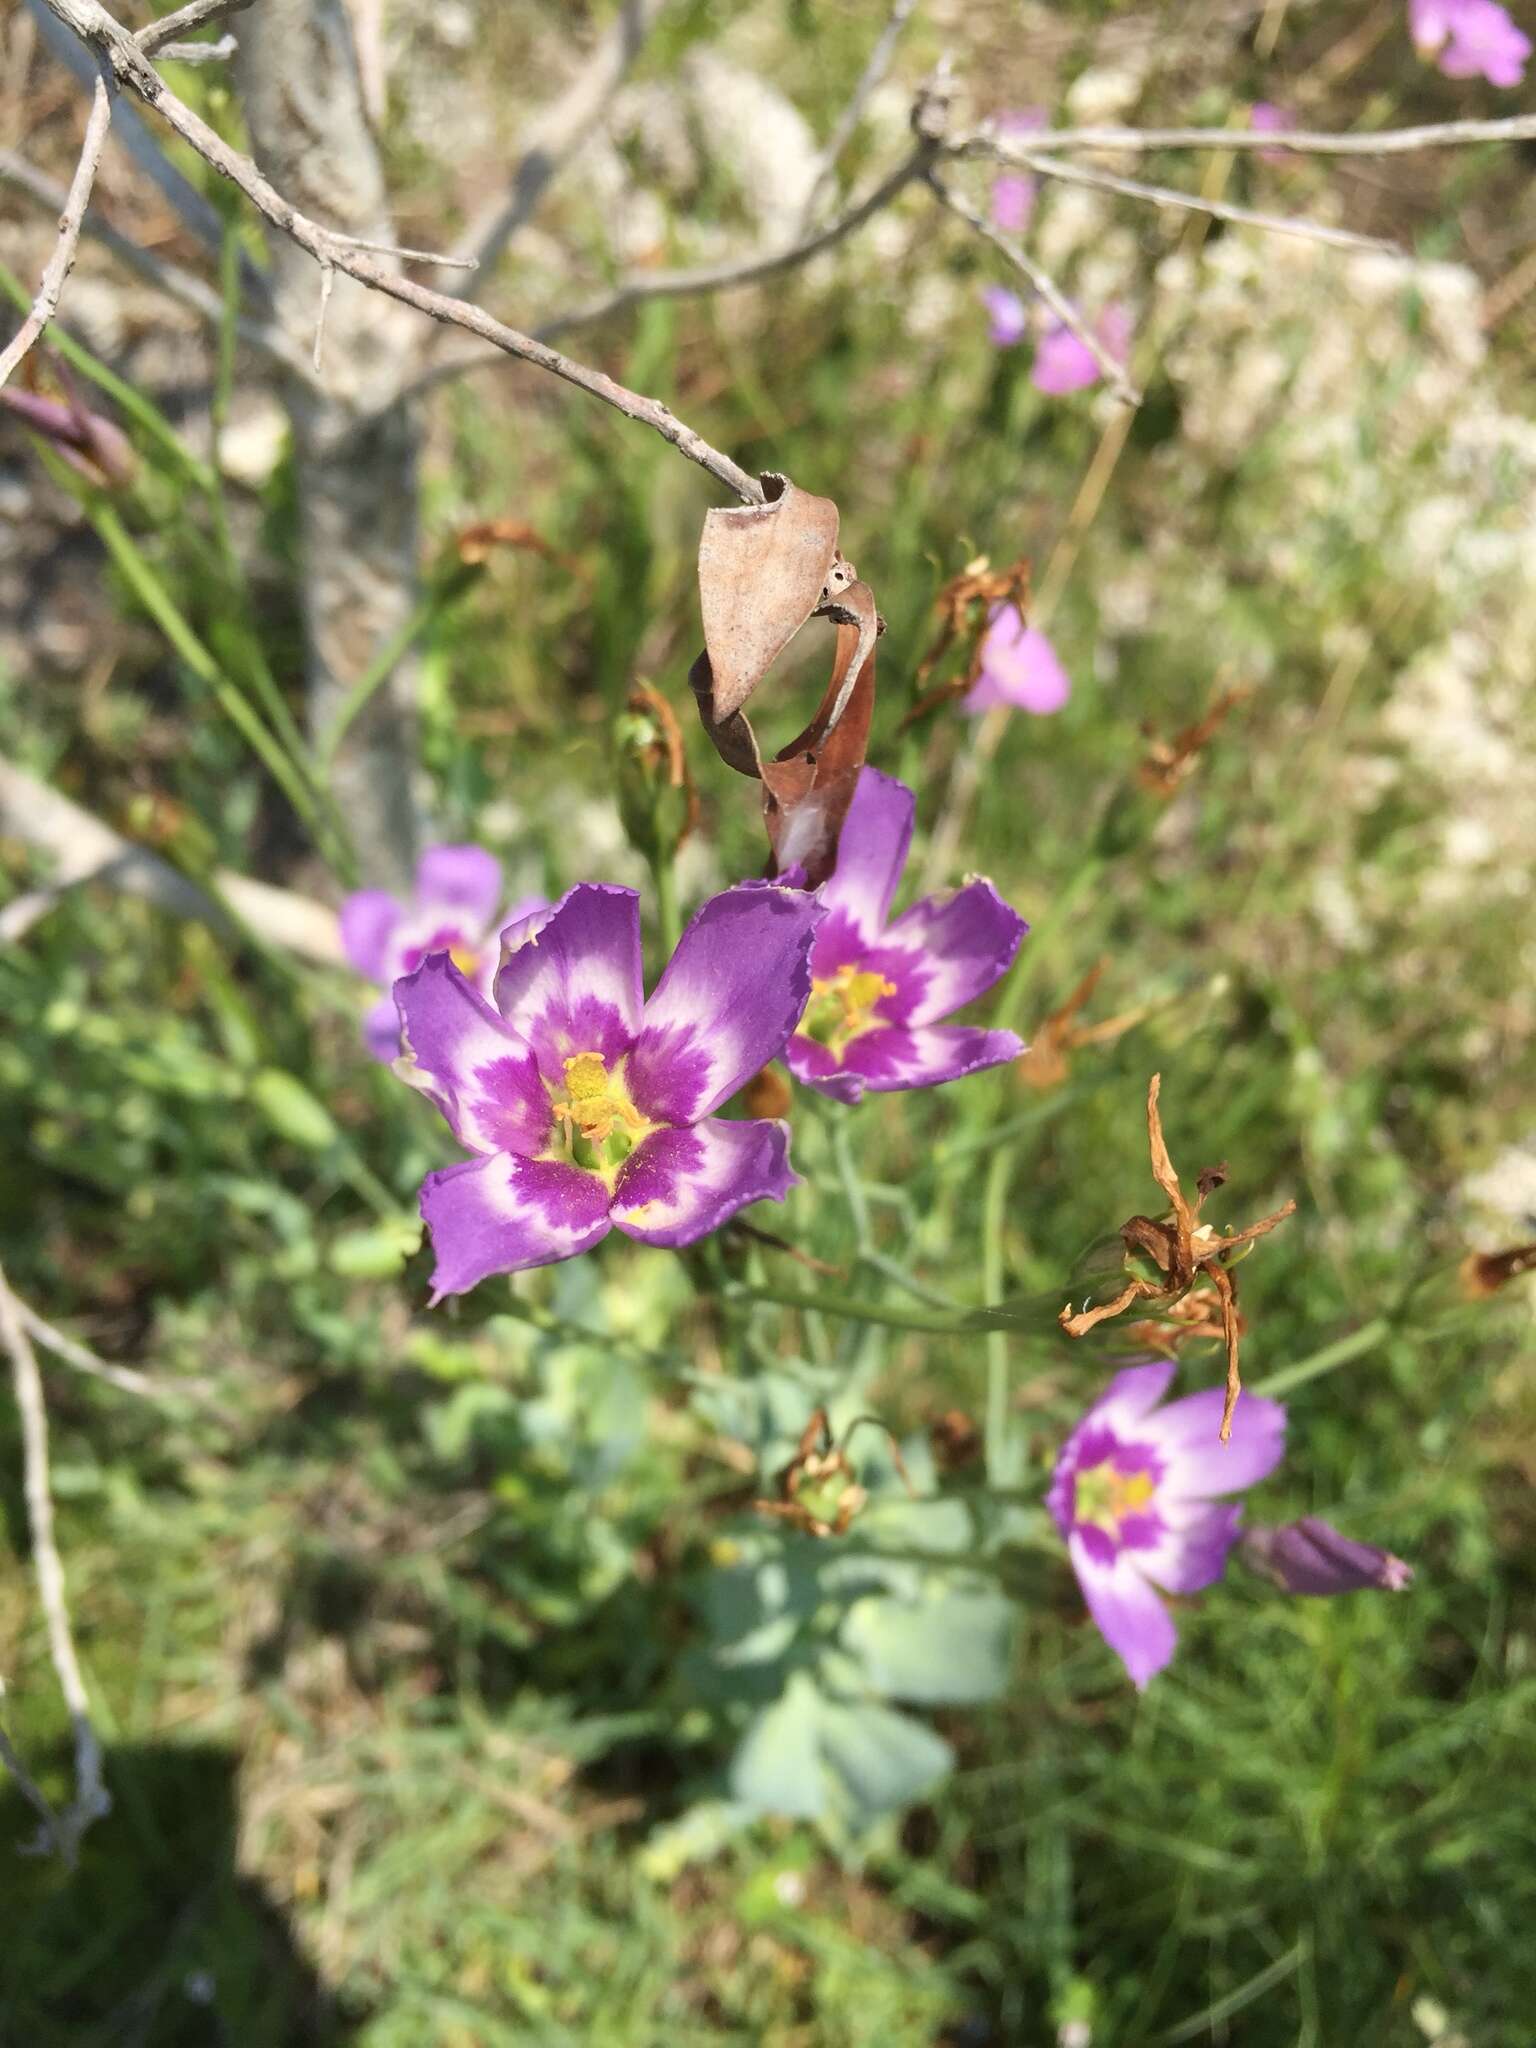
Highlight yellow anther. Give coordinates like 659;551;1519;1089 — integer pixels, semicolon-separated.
449;943;481;977
563;1052;610;1100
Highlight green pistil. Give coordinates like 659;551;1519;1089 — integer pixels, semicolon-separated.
800;964;897;1059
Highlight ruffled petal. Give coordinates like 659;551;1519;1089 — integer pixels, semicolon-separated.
492;884;644;1086
340;889;403;981
821;768;915;938
610;1116;795;1247
421;1153;612;1299
1069;1538;1178;1689
1142;1387;1287;1496
395;955;552;1157
833;1023;1022;1097
886;879;1027;1025
627;883;822;1122
415;844;503;926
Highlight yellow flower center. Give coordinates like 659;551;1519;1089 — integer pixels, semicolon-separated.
449;943;481;978
548;1051;654;1180
1075;1462;1157;1536
800;964;897;1059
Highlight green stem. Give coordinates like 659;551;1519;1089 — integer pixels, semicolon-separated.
982;1142;1020;1487
1249;1317;1392;1399
315;566;479;772
89;502;346;866
649;848;683;957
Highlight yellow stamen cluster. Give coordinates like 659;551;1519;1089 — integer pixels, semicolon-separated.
1076;1463;1157;1535
801;963;897;1059
449;943;481;978
550;1051;651;1170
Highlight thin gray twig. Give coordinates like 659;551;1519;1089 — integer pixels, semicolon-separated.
993;113;1536;157
797;0;920;233
1007;145;1396;253
39;0;765;502
12;1295;198;1402
927;171;1140;406
0;1263;111;1866
135;0;252;56
0;62;114;390
154;32;235;63
0;148;323;387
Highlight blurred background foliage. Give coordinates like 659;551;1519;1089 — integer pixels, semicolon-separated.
3;0;1536;2041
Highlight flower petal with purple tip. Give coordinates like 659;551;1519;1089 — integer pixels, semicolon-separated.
415;843;503;925
836;1022;1023;1097
886;880;1027;1024
982;285;1029;348
421;1153;612;1298
610;1117;795;1247
395;955;552;1157
493;884;644;1083
819;768;916;939
627;883;822;1122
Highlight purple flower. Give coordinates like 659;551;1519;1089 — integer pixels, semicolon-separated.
991;175;1036;234
982;285;1029;347
1241;1517;1413;1596
341;844;541;1062
394;881;824;1297
1410;0;1530;84
1032;303;1132;396
784;768;1025;1105
964;605;1071;716
1250;100;1296;164
1048;1360;1286;1688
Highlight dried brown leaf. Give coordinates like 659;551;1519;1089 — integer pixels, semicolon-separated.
697;474;840;723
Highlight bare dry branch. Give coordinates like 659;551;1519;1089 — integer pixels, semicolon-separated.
0;147;322;385
1003;143;1395;254
1003;113;1536;157
12;1295;196;1401
0;757;344;963
440;0;663;291
927;170;1140;406
0;62;113;390
154;32;236;63
135;0;252;55
38;0;765;502
797;0;920;232
0;1262;111;1866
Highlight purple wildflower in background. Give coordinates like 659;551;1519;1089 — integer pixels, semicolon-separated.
1410;0;1530;84
394;881;823;1296
1249;100;1297;163
785;768;1025;1105
341;844;541;1061
990;106;1045;230
1032;303;1132;396
964;605;1071;716
982;284;1029;347
1048;1360;1286;1688
1241;1517;1413;1595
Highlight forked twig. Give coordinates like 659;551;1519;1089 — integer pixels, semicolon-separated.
797;0;921;232
0;1262;110;1864
0;62;113;390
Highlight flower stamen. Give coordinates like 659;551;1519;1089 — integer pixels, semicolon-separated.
800;964;897;1058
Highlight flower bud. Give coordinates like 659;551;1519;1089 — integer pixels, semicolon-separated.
1241;1517;1412;1596
613;682;697;866
1;386;135;489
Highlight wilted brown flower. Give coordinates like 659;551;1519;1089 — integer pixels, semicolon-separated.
1058;1074;1296;1440
898;552;1032;730
754;1408;911;1539
1017;960;1150;1092
1138;685;1250;800
1460;1242;1536;1298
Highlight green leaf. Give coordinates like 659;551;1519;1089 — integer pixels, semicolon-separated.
816;1697;953;1825
841;1590;1016;1705
328;1215;423;1278
729;1670;826;1819
249;1069;339;1150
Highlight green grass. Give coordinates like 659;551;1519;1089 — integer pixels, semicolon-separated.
5;2;1536;2040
